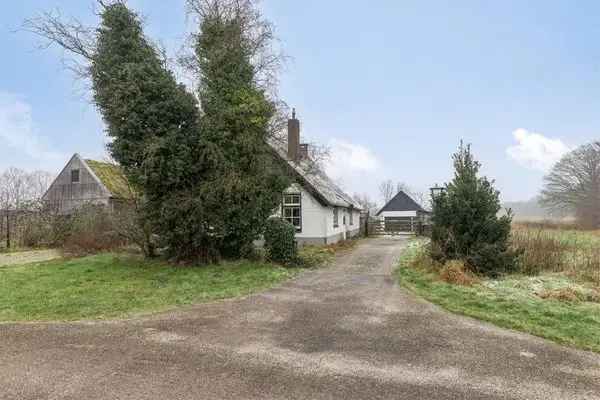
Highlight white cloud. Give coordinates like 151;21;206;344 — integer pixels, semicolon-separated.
324;138;382;194
325;139;381;177
506;128;570;172
0;92;65;169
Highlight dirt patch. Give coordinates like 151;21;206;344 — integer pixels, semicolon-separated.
0;249;62;267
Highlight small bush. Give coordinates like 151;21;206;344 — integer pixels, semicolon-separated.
439;260;479;286
62;205;124;255
19;213;52;248
264;217;297;264
412;243;443;272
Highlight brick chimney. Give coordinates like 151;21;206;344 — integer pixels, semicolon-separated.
288;108;300;161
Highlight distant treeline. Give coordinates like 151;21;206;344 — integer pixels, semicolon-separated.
501;198;571;221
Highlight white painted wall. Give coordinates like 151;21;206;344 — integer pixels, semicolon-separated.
274;183;361;243
379;210;418;218
274;184;328;240
324;205;361;241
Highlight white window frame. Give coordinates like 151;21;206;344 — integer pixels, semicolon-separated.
282;193;302;232
71;169;80;184
333;207;339;228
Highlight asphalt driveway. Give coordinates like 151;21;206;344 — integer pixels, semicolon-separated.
1;237;599;399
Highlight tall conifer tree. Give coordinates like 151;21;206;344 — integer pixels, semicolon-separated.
432;142;517;276
92;3;223;261
194;2;289;257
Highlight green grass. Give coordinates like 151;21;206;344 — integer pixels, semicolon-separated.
0;253;296;322
397;241;600;353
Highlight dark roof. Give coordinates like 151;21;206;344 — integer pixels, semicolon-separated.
376;191;425;215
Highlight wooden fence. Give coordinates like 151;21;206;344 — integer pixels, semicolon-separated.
363;216;430;236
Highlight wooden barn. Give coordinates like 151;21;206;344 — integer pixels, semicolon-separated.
42;154;131;214
375;191;429;234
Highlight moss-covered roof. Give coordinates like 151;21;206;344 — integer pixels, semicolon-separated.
85;159;133;199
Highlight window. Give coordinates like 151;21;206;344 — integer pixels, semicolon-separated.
283;193;301;231
349;209;354;226
71;169;80;183
333;207;339;228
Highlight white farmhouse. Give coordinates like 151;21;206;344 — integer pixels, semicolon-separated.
270;111;362;246
43;111;361;246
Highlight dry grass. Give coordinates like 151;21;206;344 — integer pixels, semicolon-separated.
296;238;360;268
439;260;479;286
513;220;582;231
538;286;600;303
511;226;600;285
398;240;600;353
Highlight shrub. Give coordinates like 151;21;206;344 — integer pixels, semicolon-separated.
62;204;124;255
264;217;297;264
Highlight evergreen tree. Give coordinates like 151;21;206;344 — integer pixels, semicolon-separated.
432;142;517;277
91;3;223;262
27;0;289;262
194;3;289;258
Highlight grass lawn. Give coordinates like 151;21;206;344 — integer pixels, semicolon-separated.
0;253;297;322
397;240;600;353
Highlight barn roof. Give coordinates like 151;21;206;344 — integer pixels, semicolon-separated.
84;159;132;199
269;139;361;210
376;190;425;215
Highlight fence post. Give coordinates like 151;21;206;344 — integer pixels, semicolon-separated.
6;210;10;249
365;211;369;237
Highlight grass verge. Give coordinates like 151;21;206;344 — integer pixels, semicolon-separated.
0;253;296;322
397;240;600;353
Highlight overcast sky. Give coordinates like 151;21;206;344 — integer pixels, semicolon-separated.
2;1;599;203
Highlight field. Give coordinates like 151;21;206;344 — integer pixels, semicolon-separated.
512;222;600;284
398;225;600;353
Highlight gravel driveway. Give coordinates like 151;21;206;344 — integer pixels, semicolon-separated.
1;237;599;400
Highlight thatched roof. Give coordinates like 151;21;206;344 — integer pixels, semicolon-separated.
269;140;361;210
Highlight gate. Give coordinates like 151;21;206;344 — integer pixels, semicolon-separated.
366;216;421;236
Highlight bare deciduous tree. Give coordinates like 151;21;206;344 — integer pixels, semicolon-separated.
353;193;377;214
541;141;600;228
396;181;429;210
27;171;54;200
183;0;285;94
379;180;395;204
379;180;429;209
0;168;55;210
